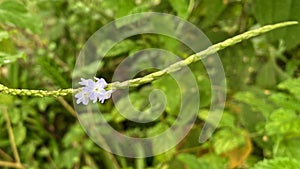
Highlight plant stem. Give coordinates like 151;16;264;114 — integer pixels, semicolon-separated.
2;107;23;168
135;144;145;169
0;160;23;169
0;148;13;161
57;97;77;117
107;21;298;90
0;21;297;96
0;84;76;97
99;149;121;169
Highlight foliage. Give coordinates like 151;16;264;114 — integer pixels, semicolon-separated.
0;0;300;169
251;157;300;169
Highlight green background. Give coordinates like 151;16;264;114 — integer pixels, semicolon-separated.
0;0;300;168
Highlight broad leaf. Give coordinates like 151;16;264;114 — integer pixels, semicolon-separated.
277;138;300;159
256;60;277;89
234;90;274;118
197;153;228;169
253;0;300;49
56;148;81;169
199;0;226;28
13;123;27;146
269;93;300;112
168;0;190;19
106;40;137;57
251;157;300;169
177;154;201;169
152;75;180;115
265;108;300;136
198;110;236;128
278;78;300;99
220;42;255;91
178;153;228;169
212;128;245;155
62;123;85;147
112;86;165;122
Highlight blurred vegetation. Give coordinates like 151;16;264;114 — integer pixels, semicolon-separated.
0;0;300;169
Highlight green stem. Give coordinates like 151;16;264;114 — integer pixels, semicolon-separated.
99;148;121;169
0;21;298;97
273;135;283;157
108;21;298;90
0;84;76;97
135;143;145;169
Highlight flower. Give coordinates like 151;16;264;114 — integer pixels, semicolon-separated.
78;78;94;86
94;77;107;88
75;90;90;105
100;89;113;103
75;77;113;105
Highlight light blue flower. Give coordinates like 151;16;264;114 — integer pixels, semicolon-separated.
75;90;90;105
78;78;94;86
100;89;113;103
75;77;113;105
94;77;107;88
89;83;106;103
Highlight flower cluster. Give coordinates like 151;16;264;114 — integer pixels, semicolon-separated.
75;77;113;105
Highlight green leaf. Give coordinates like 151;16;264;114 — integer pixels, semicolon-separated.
197;153;228;169
56;148;81;169
158;35;181;54
253;0;300;49
151;128;177;157
0;31;9;42
112;86;165;122
268;93;300;112
285;58;300;76
177;154;201;169
168;0;190;19
0;52;25;66
19;142;36;163
219;111;236;128
251;157;300;169
212;128;245;155
0;94;13;105
217;2;242;32
0;32;15;54
265;108;300;136
115;0;135;18
38;147;50;157
277;138;300;159
220;42;255;91
8;108;21;125
278;78;300;99
37;56;69;88
177;153;228;169
198;110;236;128
72;62;103;79
198;0;226;28
146;123;169;137
152;75;180;115
153;148;176;165
189;62;212;107
0;0;42;33
234;90;274;118
256;60;277;89
13;123;26;146
197;77;211;108
106;40;137;57
62;123;85;147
